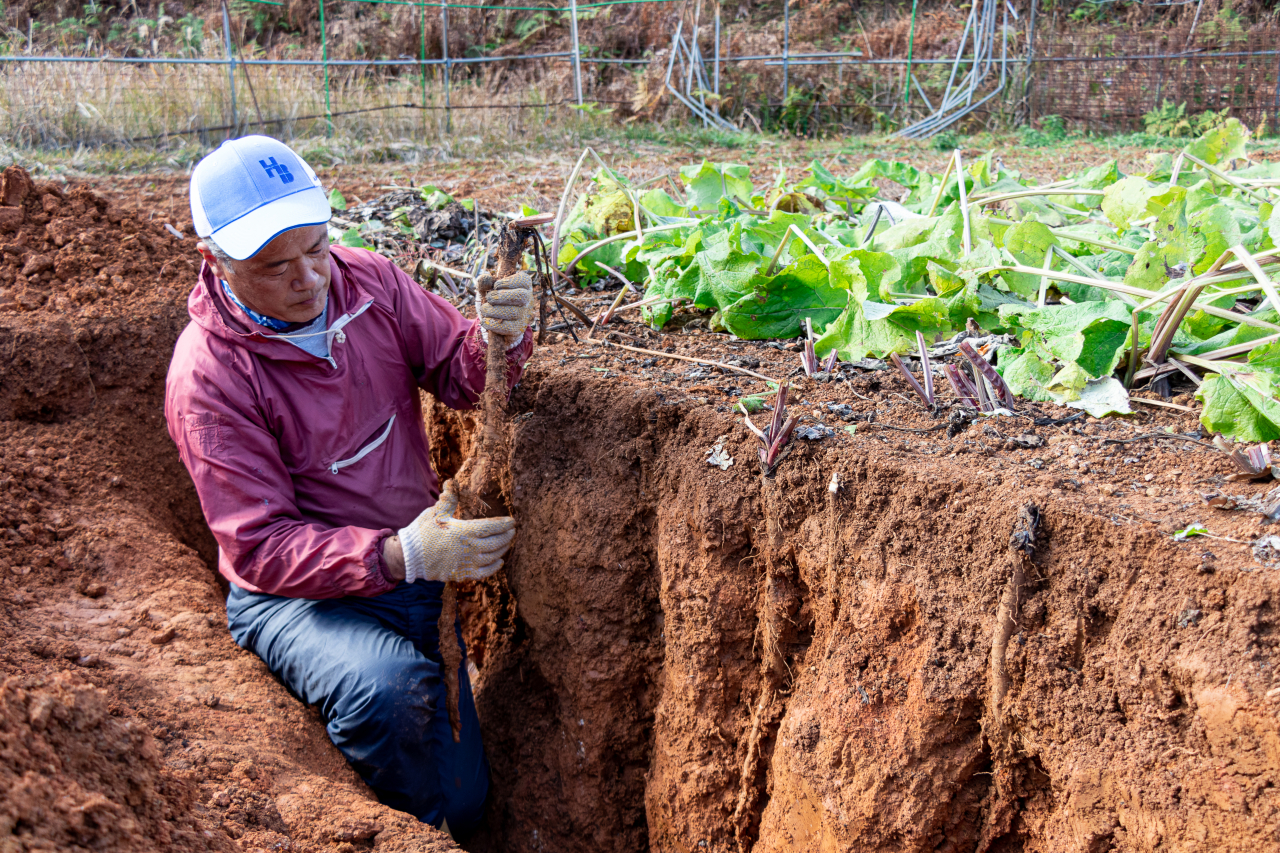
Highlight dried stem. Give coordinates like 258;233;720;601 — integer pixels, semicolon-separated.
958;340;1015;410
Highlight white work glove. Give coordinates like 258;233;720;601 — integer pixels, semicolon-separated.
477;270;536;343
397;480;516;584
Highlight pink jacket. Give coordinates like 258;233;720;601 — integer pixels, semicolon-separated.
164;246;532;599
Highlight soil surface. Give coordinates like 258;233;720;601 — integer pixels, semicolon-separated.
2;153;1279;853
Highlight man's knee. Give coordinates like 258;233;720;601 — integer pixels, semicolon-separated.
328;655;435;740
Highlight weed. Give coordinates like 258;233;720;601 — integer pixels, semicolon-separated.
930;130;961;153
1018;114;1068;148
1142;100;1230;139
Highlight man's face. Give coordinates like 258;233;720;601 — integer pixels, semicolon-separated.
198;224;332;324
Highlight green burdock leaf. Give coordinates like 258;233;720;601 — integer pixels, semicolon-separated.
1045;362;1091;400
1000;300;1134;379
1001;220;1060;297
421;187;454;210
1185;117;1249;166
679;161;753;209
848;158;926;191
815;292;952;359
328;188;347;211
1197;369;1280;442
1268;201;1280;249
869;213;937;251
928;260;966;297
997;346;1058;402
1102;176;1160;230
339;228;368;248
1182;290;1240;340
639;189;690;220
946;280;1023;330
1189;203;1240;274
633;226;701;267
878;204;965;294
1077;160;1121;191
1249;341;1280;372
798;160;878;206
1176;306;1280;355
829;250;900;300
717;255;844;339
693;221;765;304
1124;240;1189;291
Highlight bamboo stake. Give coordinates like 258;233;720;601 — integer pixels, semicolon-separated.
955;150;971;255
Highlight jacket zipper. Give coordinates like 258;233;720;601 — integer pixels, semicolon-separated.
330;414;396;474
267;298;375;369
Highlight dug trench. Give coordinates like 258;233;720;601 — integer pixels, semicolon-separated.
2;167;1279;852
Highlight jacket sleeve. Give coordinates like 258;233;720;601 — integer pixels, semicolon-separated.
368;252;533;409
165;348;396;600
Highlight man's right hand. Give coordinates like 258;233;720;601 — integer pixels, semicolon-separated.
395;480;515;584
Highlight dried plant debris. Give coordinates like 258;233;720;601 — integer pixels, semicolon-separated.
1253;535;1280;568
1202;485;1280;520
705;438;735;470
1009;504;1043;558
1213;436;1279;482
329;188;501;268
795;425;835;441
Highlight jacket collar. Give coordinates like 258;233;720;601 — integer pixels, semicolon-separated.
188;249;375;362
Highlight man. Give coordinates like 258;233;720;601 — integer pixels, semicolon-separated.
164;136;535;836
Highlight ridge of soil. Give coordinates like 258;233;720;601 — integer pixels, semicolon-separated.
2;161;1279;852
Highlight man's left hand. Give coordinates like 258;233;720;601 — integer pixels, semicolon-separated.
477;271;536;338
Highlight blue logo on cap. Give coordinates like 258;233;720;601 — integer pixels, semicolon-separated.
260;157;294;184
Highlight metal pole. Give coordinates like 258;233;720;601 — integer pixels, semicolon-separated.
420;0;428;129
221;0;238;135
441;0;451;133
320;0;332;136
782;0;789;102
568;0;583;106
713;3;720;96
1273;48;1280;135
904;0;918;107
1023;0;1036;122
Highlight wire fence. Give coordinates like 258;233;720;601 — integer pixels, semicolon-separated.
1030;27;1280;132
1;0;1279;147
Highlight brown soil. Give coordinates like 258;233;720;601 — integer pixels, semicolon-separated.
430;333;1280;853
0;166;458;852
3;158;1280;853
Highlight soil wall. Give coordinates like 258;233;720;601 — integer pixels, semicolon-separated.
432;361;1280;853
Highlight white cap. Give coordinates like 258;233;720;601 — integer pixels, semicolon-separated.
190;135;331;261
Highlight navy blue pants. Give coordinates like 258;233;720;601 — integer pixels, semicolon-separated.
226;582;489;834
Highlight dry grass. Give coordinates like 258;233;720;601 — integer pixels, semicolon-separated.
0;48;583;150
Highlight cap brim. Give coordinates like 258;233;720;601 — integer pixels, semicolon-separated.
209;188;331;261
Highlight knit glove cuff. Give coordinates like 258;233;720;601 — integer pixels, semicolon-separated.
396;480;517;584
